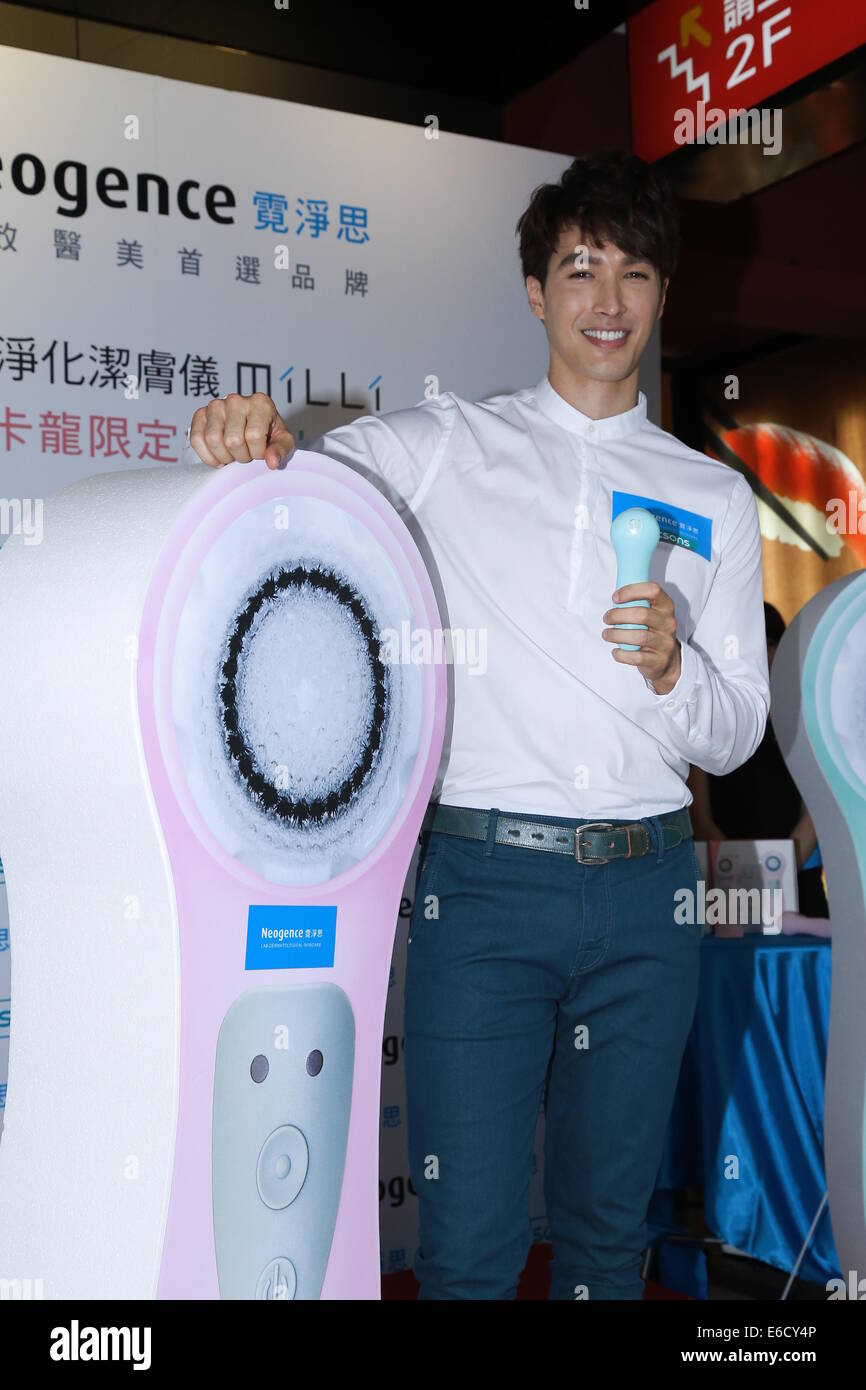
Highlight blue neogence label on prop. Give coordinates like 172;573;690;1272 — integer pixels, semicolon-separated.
611;490;712;561
245;906;337;970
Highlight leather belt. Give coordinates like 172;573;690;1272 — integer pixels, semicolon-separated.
420;803;693;865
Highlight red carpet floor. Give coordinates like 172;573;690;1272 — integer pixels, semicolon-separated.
382;1242;694;1299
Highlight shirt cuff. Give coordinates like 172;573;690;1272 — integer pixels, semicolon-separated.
643;639;699;710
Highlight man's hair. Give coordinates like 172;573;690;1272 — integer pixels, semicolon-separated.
516;152;680;291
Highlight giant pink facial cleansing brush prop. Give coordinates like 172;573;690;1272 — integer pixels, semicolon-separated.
140;454;445;1299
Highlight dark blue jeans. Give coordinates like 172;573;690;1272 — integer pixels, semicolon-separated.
404;808;701;1300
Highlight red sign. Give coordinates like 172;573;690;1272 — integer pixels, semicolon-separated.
629;0;866;162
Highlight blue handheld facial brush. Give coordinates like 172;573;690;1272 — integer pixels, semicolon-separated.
609;507;661;651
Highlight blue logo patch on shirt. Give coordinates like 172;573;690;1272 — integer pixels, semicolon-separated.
611;491;712;561
245;905;337;970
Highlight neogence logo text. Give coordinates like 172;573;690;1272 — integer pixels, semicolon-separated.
0;152;236;222
50;1321;151;1371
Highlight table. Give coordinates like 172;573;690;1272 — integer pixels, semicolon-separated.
648;933;840;1294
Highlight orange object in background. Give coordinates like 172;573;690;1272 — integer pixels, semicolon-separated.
723;422;866;568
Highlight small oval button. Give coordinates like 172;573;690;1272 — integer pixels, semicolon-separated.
256;1125;309;1210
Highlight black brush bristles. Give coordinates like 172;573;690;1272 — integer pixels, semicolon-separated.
218;565;388;828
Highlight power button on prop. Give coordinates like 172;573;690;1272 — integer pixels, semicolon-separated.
256;1125;309;1210
256;1257;297;1300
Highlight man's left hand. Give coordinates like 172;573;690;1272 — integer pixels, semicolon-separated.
602;581;681;696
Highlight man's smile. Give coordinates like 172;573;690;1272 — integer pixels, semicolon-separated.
581;327;630;348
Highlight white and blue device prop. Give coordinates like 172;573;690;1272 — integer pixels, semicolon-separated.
771;569;866;1281
609;506;661;650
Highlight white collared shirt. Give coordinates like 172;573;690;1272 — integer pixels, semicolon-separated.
305;374;770;819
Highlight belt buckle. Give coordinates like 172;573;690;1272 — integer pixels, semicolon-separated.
574;821;616;864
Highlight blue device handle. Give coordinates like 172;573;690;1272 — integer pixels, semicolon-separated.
609;507;661;651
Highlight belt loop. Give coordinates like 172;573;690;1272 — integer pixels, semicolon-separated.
646;814;665;864
485;807;500;857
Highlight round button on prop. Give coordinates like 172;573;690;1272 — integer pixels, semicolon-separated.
256;1125;309;1210
256;1257;297;1300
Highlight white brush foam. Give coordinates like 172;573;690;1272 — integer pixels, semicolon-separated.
237;586;377;801
172;494;424;885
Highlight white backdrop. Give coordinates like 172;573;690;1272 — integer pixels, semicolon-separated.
0;41;659;1285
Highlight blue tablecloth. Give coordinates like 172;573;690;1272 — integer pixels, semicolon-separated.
648;933;841;1292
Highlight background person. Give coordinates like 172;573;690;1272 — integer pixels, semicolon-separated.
687;601;828;918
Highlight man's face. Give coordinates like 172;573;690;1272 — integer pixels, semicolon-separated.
526;225;667;384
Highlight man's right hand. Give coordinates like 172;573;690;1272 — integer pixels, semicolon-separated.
188;392;295;470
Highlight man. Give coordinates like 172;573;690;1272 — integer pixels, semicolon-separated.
188;153;769;1300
